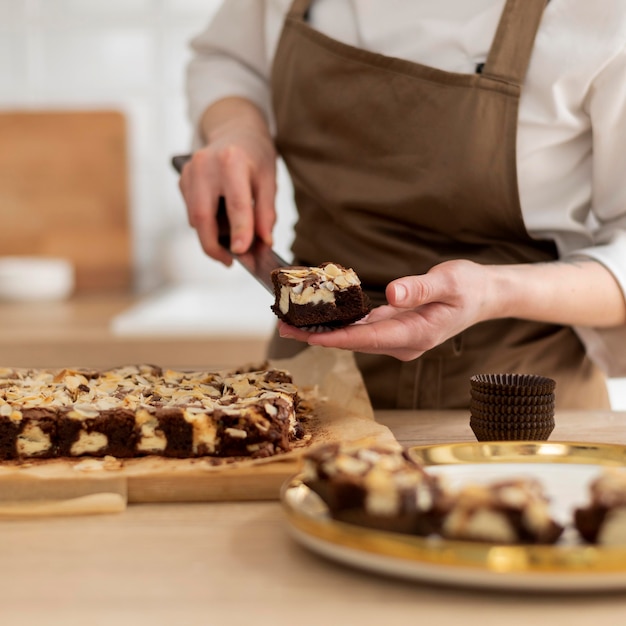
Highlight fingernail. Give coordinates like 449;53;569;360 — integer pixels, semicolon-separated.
393;283;408;303
230;237;245;253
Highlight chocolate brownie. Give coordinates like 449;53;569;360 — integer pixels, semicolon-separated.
574;469;626;545
0;364;303;460
271;262;371;328
302;443;445;535
440;478;563;544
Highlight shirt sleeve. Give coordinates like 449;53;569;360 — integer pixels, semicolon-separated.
567;43;626;377
185;0;274;150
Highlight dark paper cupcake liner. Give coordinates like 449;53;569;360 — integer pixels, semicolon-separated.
469;399;555;418
470;389;555;406
470;373;556;397
469;414;555;427
469;415;555;428
470;420;555;442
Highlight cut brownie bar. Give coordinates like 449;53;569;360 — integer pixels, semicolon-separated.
574;469;626;545
270;262;371;328
302;443;445;535
440;478;563;544
0;364;303;461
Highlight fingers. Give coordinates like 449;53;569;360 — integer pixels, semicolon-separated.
178;141;277;264
222;152;277;251
179;151;232;266
278;313;428;362
220;147;255;254
253;174;277;246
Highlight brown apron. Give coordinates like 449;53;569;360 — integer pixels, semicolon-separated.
267;0;610;410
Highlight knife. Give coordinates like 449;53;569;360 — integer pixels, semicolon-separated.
171;154;289;294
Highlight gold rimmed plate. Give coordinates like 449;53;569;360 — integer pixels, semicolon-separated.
281;441;626;592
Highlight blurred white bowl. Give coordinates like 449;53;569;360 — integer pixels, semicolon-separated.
0;256;75;302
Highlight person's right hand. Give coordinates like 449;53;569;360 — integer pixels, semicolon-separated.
178;98;278;265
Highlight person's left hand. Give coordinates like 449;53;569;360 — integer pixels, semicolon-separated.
278;259;497;361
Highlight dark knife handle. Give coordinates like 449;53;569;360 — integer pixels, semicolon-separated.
171;153;231;249
171;153;191;174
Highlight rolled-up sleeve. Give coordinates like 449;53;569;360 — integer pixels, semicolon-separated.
186;0;274;149
569;44;626;377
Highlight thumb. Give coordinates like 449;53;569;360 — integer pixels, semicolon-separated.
386;275;439;308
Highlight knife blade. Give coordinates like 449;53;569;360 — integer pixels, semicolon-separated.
171;153;289;294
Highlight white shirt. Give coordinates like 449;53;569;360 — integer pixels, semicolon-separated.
186;0;626;376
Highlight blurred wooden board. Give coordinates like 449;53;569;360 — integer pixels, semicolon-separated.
0;110;132;292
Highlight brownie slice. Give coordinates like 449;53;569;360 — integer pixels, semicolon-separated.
302;443;446;535
271;262;371;328
574;469;626;544
440;478;563;544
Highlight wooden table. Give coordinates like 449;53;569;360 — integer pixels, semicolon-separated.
2;410;626;626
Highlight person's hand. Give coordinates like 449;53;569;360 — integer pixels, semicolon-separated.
280;255;626;358
178;98;277;265
278;260;496;361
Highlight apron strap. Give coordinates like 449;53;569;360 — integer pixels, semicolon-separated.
288;0;546;84
287;0;313;20
482;0;549;85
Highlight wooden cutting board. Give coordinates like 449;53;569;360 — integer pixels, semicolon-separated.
0;110;132;292
0;348;397;515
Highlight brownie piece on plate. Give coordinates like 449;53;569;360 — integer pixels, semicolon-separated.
440;478;563;544
574;469;626;545
302;442;445;535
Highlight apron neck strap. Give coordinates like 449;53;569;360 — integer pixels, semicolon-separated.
482;0;549;85
288;0;547;85
287;0;313;19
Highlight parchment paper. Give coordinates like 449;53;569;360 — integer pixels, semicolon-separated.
0;347;397;514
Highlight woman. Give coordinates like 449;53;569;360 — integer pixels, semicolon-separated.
179;0;626;409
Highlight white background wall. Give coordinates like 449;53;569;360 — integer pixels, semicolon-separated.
1;0;624;408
